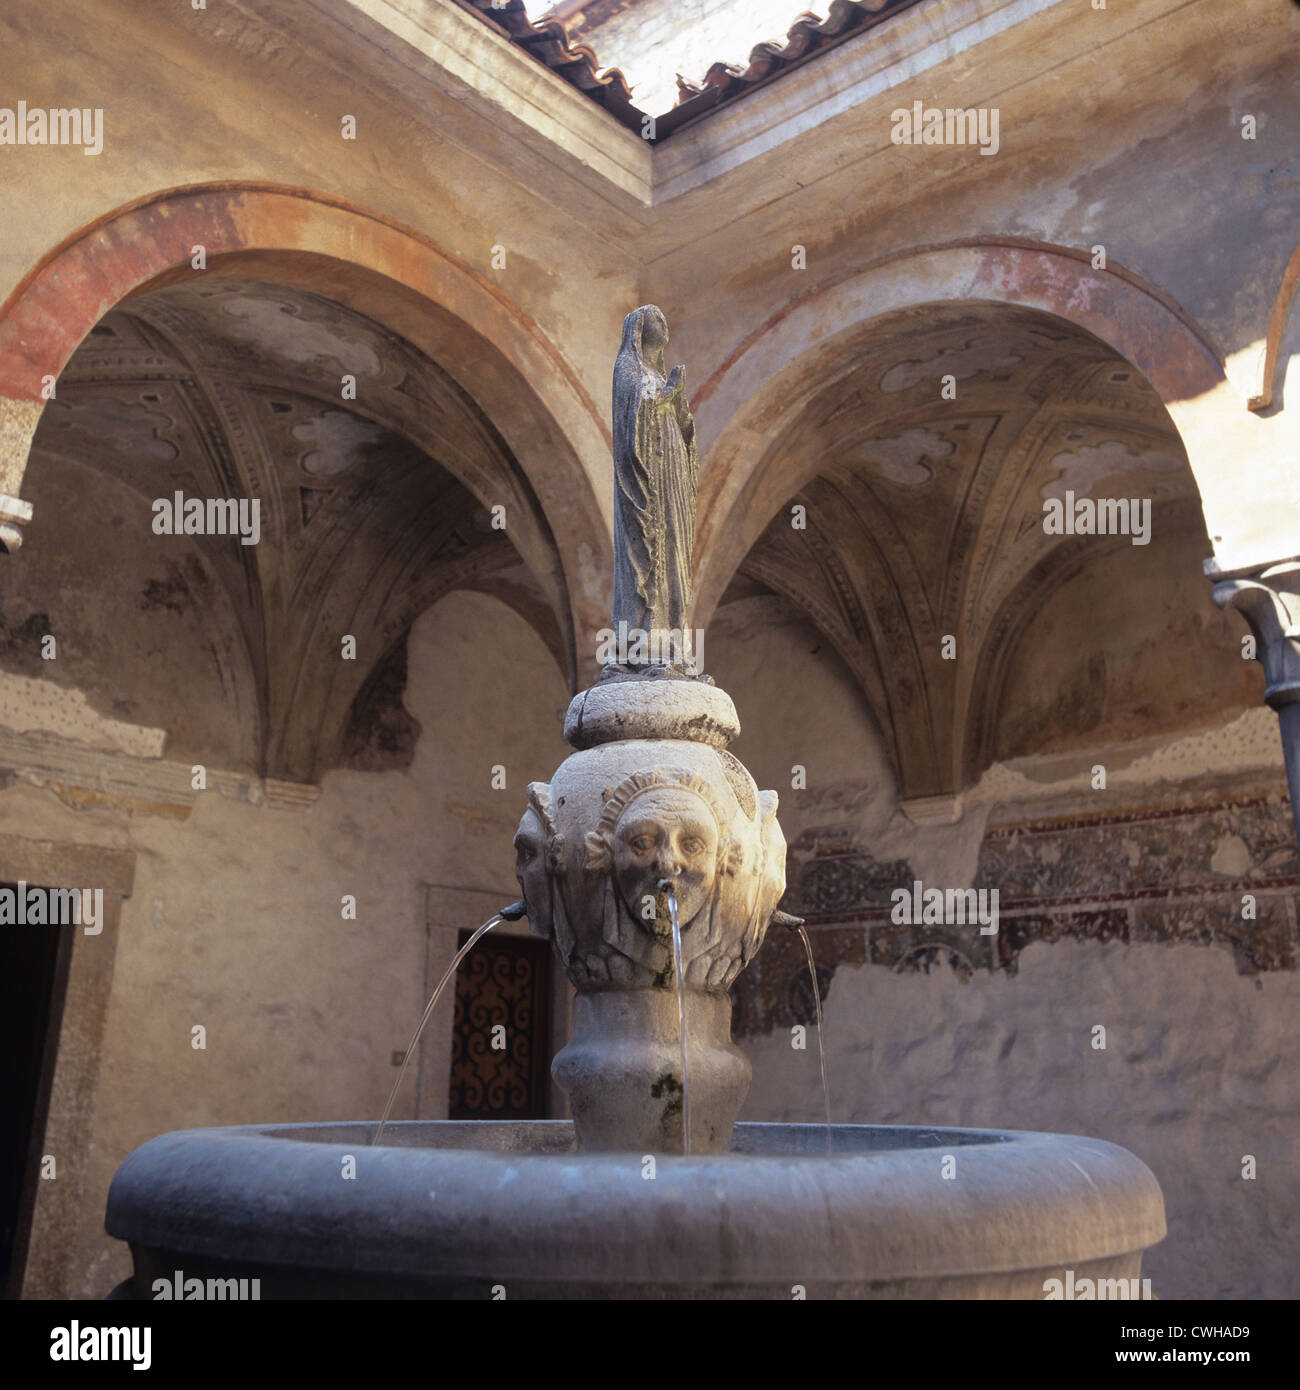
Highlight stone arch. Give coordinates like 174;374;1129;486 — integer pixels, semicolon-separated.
1248;232;1300;413
691;241;1224;627
693;253;1236;799
0;183;611;665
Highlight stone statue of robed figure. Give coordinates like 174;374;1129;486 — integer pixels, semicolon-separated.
610;304;698;670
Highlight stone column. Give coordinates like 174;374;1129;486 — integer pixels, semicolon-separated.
1213;560;1300;846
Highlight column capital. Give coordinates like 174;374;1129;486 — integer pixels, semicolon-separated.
0;493;33;553
1213;560;1300;709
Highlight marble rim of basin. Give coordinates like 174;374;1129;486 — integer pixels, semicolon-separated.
106;1120;1166;1295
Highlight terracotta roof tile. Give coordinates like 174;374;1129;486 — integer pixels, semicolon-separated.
456;0;640;128
460;0;923;140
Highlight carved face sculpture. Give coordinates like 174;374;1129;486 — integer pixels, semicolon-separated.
612;787;718;930
513;806;553;940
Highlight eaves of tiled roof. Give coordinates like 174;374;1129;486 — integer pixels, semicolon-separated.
456;0;926;141
453;0;641;128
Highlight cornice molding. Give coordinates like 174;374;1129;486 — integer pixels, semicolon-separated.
0;728;321;817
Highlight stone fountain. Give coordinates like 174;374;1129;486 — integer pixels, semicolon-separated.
105;306;1165;1298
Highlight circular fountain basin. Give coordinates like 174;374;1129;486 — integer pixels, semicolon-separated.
105;1120;1165;1299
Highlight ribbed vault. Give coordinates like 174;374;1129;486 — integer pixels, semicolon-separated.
722;303;1253;798
19;279;568;781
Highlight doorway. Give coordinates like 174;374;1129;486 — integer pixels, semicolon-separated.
0;883;74;1298
448;930;553;1120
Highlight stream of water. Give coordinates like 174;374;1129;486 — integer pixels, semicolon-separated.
370;895;827;1160
660;881;691;1156
370;908;508;1146
794;923;834;1154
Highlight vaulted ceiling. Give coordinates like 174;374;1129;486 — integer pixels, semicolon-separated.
7;287;1259;796
12;280;566;781
726;304;1254;799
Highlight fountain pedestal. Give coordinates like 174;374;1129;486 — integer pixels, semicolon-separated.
521;677;786;1155
553;989;749;1153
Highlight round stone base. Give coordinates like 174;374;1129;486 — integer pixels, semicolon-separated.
105;1120;1165;1300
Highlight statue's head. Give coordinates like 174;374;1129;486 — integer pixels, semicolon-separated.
620;305;668;371
585;768;734;931
639;306;668;354
514;782;563;940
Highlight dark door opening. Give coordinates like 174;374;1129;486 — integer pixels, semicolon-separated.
448;930;552;1120
0;882;74;1298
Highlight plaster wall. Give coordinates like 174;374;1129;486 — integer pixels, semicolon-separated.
707;597;1297;1301
0;452;261;774
657;1;1298;378
653;5;1300;575
0;0;640;562
2;0;1296;577
0;1;640;349
740;937;1297;1301
7;590;569;1297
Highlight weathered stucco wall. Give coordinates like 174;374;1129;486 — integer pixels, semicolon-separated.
8;591;569;1297
655;4;1300;579
707;597;1297;1301
4;0;1296;581
739;941;1297;1301
0;0;640;638
0;0;640;396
